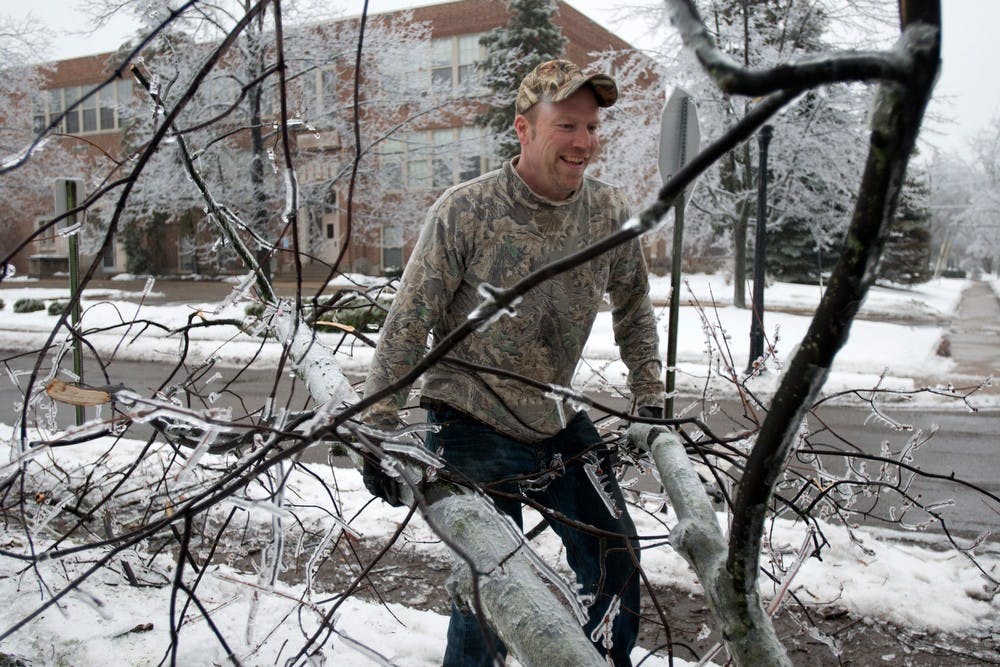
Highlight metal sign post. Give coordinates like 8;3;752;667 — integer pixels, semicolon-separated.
55;178;86;425
658;88;700;419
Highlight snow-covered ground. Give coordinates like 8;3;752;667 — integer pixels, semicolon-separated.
0;426;996;666
0;273;997;666
0;272;985;406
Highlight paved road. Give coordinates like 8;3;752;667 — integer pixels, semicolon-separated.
3;353;996;538
3;279;998;538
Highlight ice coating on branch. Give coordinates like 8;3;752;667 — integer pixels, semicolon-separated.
468;282;521;330
270;306;358;409
544;385;588;424
589;593;620;651
30;494;72;533
115;389;234;436
214;271;257;314
70;588;111;620
2;137;49;171
59;367;80;383
173;427;219;483
282;167;299;220
583;451;622;519
518;452;564;493
228;496;293;519
306;523;343;594
334;631;398;666
487;504;590;626
621;216;641;232
58;223;82;237
382;438;445;469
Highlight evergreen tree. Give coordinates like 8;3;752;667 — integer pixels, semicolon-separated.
476;0;566;160
880;164;933;284
766;213;837;284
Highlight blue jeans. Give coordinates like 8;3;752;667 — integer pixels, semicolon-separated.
425;405;640;667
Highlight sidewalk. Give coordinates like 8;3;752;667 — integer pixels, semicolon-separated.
942;280;1000;385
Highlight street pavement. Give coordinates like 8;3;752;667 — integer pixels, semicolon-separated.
2;277;998;537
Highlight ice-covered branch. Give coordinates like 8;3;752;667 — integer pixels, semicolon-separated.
629;423;790;666
422;490;606;666
664;0;920;95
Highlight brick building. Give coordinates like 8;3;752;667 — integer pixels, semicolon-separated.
7;0;643;279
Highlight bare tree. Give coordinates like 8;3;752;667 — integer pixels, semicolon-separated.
1;1;997;666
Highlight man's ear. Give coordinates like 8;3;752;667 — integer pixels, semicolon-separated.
513;114;529;145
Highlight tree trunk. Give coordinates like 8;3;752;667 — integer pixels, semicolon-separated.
733;201;749;308
726;2;941;633
248;10;271;284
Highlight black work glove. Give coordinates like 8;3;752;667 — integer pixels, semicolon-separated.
637;405;663;420
362;457;404;507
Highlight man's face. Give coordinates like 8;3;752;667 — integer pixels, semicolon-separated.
514;87;601;201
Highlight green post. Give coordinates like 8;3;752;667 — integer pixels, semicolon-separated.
665;193;685;420
64;180;85;426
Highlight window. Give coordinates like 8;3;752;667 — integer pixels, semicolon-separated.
179;236;196;273
320;187;340;245
457;35;482;88
64;87;81;133
380;139;405;191
429;33;486;91
102;237;116;270
432;129;454;189
407;151;430;190
303;66;337;124
82;89;98;133
98;84;115;129
382;219;403;272
38;79;132;134
458;127;488;182
379;128;489;192
431;39;453;89
35;217;55;250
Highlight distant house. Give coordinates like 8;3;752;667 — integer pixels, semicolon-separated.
8;0;645;280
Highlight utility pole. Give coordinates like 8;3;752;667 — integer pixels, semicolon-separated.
747;125;772;375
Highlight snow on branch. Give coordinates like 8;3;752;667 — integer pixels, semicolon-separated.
664;0;930;95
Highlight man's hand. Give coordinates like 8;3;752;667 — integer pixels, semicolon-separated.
362;457;404;507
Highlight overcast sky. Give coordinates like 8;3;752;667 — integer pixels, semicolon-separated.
1;0;997;157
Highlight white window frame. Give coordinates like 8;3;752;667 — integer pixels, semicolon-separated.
428;33;487;91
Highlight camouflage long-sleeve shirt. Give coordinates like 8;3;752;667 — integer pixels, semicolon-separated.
362;159;663;443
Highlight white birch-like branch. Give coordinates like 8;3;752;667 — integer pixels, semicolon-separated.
628;423;790;666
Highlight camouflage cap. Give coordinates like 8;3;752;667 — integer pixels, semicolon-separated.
515;59;618;115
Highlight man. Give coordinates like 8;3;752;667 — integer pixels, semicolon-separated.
362;59;664;667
